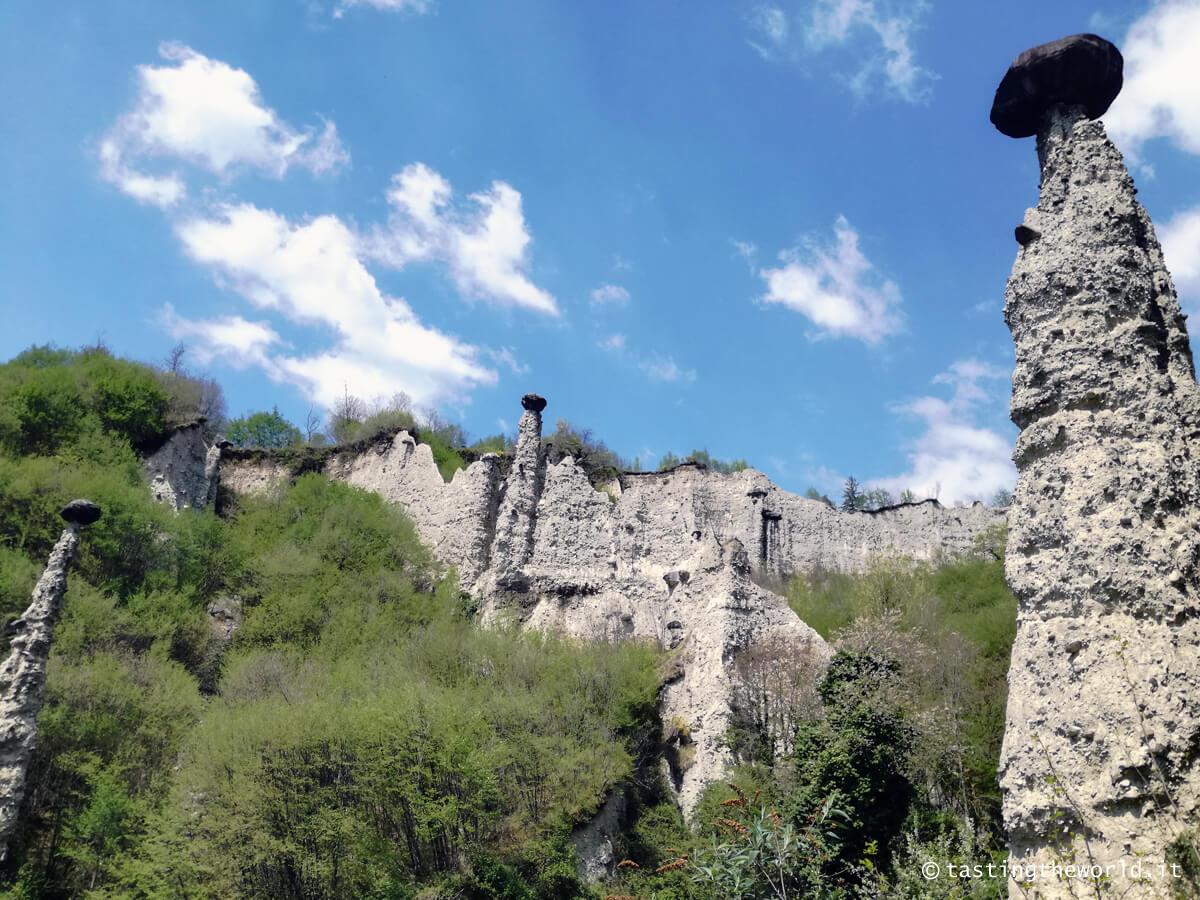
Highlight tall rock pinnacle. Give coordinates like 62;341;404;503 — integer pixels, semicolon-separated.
995;35;1200;897
0;501;101;859
487;394;547;581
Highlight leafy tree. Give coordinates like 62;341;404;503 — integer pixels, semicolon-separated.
990;488;1013;508
786;651;916;875
899;488;919;504
225;407;302;449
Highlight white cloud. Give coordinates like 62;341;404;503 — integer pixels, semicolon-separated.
759;215;903;343
598;333;695;383
172;203;495;408
334;0;432;16
732;239;758;262
639;356;697;384
590;284;631;306
1105;0;1200;159
100;42;347;207
367;163;559;316
873;358;1015;505
749;0;934;102
485;346;530;375
161;305;280;369
1160;206;1200;311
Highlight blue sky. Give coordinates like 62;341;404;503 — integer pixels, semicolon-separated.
3;0;1200;503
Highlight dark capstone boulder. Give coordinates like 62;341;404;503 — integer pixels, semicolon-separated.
521;393;547;413
990;34;1123;138
59;499;102;526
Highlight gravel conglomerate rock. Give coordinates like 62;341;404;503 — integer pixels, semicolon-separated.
999;103;1200;897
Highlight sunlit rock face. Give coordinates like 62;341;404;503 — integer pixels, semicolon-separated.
999;97;1200;896
219;395;1000;819
145;422;222;511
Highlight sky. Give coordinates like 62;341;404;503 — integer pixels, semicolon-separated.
3;0;1200;505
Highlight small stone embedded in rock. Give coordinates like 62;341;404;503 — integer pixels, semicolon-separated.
1015;224;1040;246
59;499;101;526
990;34;1123;138
521;393;547;413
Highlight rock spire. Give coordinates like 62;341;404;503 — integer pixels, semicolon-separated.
996;35;1200;898
0;501;101;859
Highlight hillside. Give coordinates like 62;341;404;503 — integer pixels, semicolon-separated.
0;346;1020;899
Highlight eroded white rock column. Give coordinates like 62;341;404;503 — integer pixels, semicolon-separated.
1000;105;1200;897
487;393;547;583
0;500;99;859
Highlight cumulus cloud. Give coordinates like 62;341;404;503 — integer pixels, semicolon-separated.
590;284;631;306
598;333;627;352
1105;0;1200;159
759;215;903;343
100;42;347;207
161;305;281;369
1160;205;1200;311
749;0;935;101
171;203;496;408
872;358;1015;506
366;163;558;315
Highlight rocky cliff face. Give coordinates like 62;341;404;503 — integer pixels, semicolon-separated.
999;104;1200;895
145;422;222;511
221;398;1001;822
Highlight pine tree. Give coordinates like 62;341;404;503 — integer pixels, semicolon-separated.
842;476;862;511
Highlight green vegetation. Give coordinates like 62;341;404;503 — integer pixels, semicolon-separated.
0;347;659;898
225;407;302;449
0;346;1018;898
657;449;749;474
544;419;631;486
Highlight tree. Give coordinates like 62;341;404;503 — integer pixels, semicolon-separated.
898;488;918;504
841;477;862;511
328;391;368;444
303;407;323;443
226;407;302;449
862;487;894;510
990;488;1014;508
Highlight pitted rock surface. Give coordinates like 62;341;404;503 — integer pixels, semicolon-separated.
999;104;1200;897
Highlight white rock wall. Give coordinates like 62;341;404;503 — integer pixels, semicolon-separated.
214;408;1001;820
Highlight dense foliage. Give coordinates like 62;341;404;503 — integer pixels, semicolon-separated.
0;346;1018;899
225;408;302;449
